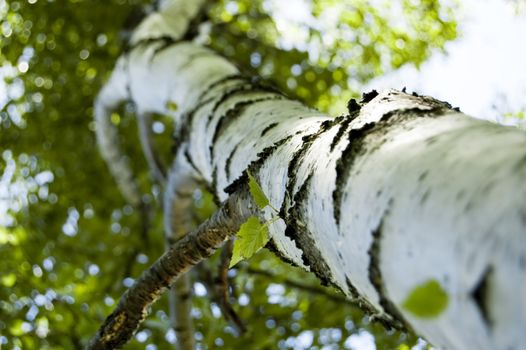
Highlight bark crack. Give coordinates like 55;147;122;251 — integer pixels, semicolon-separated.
210;95;284;158
332;122;376;229
471;265;493;327
284;173;335;287
367;213;410;330
279;119;338;217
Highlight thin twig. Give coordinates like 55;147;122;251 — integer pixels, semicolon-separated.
245;267;350;304
217;239;247;333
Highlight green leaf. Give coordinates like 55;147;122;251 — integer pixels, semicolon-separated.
402;279;449;318
230;216;270;268
247;171;270;209
166;101;178;111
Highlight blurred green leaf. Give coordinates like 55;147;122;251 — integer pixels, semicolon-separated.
402;279;449;318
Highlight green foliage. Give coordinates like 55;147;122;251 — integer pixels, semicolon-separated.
209;0;457;113
247;171;270;209
230;216;270;267
0;0;458;348
402;279;449;318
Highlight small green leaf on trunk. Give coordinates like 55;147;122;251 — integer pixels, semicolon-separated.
166;101;178;111
230;216;270;268
247;171;269;209
402;279;449;318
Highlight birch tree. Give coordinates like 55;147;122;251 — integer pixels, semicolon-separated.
86;0;526;349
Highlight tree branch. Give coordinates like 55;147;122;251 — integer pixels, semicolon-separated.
87;190;254;350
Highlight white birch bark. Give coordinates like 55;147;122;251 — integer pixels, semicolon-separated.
94;1;526;349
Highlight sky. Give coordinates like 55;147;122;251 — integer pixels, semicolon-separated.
368;0;526;125
267;0;526;126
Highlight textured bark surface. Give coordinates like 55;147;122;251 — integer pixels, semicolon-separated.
94;1;526;349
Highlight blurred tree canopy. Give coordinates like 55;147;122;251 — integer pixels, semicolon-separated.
0;0;458;348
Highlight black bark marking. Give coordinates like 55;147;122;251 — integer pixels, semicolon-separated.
264;238;298;268
208;74;248;91
418;170;429;182
332;102;452;229
249;136;293;175
279;119;337;217
513;153;526;172
224;135;293;195
367;217;409;330
224;144;240;180
207;83;254;125
127;35;177;54
344;276;379;319
223;174;248;195
261;122;279;137
329;116;354;152
482;181;494;194
209;166;220;205
379;106;449;123
174;95;217;157
420;189;430;204
361;90;379;104
383;91;453;115
332;122;376;228
345;276;360;299
194;75;249;106
151;36;178;57
210;96;283;158
347;98;361;113
184;149;200;174
464;200;474;212
471;266;493;326
207;82;285;127
284;174;335;287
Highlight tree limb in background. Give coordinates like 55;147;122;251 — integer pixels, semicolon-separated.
217;239;247;334
137;112;167;184
93;55;142;207
196;258;247;335
163;156;201;350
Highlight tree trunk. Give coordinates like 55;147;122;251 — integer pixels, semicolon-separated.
94;1;526;349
